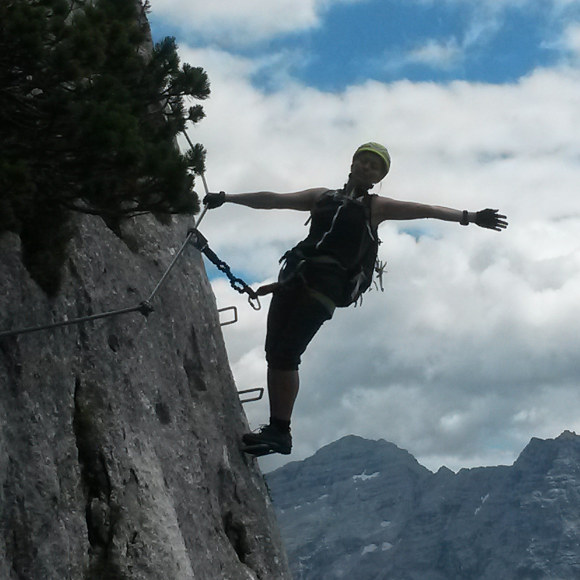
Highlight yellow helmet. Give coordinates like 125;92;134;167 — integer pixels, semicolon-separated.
354;142;391;176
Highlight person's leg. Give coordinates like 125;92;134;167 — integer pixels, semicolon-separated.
267;368;299;422
264;284;332;424
243;282;332;454
242;367;296;455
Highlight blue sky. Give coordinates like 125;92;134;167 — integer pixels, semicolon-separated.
149;0;579;89
147;0;580;473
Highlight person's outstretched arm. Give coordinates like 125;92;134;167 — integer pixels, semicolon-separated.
373;197;508;231
204;188;328;212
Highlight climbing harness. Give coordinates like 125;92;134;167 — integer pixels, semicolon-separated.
0;172;259;339
290;188;384;308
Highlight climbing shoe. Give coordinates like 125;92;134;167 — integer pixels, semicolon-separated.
242;424;292;456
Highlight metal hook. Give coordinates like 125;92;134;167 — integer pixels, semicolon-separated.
248;295;261;311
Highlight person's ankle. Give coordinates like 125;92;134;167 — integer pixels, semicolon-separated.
270;417;291;433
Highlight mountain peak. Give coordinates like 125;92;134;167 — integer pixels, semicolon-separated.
515;430;580;472
274;434;430;481
268;432;580;579
557;429;579;440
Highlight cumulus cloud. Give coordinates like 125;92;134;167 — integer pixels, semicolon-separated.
150;0;365;45
172;5;580;473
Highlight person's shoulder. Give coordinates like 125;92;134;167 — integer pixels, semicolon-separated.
372;195;402;209
306;187;333;196
279;187;331;211
303;187;333;203
290;187;330;197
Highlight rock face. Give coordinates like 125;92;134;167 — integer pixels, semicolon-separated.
267;432;580;580
0;215;291;579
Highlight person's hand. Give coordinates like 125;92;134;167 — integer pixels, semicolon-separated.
475;208;508;231
203;191;226;209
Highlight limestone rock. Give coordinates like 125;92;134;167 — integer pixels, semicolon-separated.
0;214;291;579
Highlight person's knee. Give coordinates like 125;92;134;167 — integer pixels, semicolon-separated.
265;350;300;371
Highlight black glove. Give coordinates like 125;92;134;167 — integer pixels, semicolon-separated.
203;191;226;209
475;208;508;231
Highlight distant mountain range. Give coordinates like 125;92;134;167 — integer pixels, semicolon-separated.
266;431;580;580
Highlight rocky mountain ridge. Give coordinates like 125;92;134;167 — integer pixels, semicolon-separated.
267;431;580;580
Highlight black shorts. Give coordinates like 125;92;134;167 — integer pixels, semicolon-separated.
265;280;333;371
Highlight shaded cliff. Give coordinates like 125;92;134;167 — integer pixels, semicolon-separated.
268;432;580;580
0;214;291;579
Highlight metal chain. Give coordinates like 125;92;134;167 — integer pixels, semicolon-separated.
189;229;260;310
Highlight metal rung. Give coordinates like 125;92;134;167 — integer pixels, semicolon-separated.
218;306;238;326
238;387;264;404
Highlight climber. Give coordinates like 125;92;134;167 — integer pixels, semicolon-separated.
203;142;508;457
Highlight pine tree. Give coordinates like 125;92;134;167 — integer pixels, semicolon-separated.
0;0;210;293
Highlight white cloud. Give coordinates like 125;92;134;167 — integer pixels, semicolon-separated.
562;23;580;60
176;21;580;473
407;39;462;69
407;0;580;73
150;0;365;45
549;0;580;13
402;2;508;71
415;0;529;8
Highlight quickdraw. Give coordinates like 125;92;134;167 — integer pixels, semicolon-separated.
189;229;261;310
